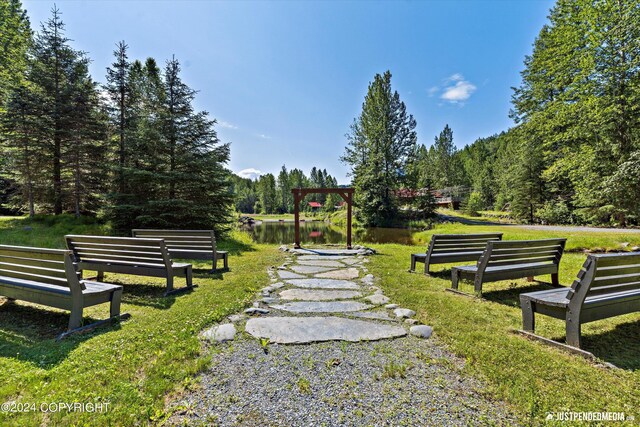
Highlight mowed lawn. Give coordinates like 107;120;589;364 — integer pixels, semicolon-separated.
369;223;640;425
0;216;283;426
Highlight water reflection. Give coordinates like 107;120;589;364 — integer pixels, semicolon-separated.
241;221;414;245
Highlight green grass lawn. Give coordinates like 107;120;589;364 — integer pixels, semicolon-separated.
0;215;283;426
368;226;640;425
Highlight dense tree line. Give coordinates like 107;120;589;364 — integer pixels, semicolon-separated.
452;0;640;225
231;166;341;214
0;2;233;234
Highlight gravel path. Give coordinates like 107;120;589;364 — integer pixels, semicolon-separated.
438;213;640;234
167;247;519;426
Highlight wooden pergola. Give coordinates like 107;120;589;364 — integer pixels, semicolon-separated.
292;187;354;249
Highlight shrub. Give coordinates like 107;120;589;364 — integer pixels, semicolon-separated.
535;200;571;225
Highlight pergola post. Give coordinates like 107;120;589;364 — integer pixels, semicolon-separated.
293;190;301;249
291;188;354;250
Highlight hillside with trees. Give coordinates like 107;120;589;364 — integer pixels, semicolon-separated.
0;2;233;234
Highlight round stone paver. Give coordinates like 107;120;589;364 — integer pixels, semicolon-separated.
245;316;407;344
279;289;363;301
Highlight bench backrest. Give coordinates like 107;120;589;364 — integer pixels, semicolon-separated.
0;244;82;290
65;235;171;268
568;252;640;306
479;238;567;269
131;229;216;253
429;233;503;255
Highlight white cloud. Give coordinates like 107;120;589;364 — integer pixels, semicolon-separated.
427;86;439;97
257;134;272;140
218;120;238;130
440;74;476;103
237;168;263;180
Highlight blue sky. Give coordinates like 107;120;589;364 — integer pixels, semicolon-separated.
23;0;555;184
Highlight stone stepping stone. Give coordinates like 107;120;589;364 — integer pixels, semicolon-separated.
270;301;373;313
245;316;407;344
297;260;345;268
340;258;362;265
285;278;360;290
290;265;337;274
279;289;362;301
364;294;390;305
296;255;349;261
202;323;236;342
315;267;360;280
347;311;394;321
278;270;306;279
393;308;416;319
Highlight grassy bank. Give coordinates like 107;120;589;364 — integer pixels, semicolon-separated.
0;216;283;426
368;233;640;424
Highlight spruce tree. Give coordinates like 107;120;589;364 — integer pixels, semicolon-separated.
342;71;417;226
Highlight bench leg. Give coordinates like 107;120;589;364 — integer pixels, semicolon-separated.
68;305;83;330
166;276;174;293
527;276;534;282
185;265;193;288
424;261;430;275
474;275;484;295
97;271;104;282
223;253;228;270
410;255;416;272
451;269;460;289
110;289;122;318
521;298;535;331
566;313;582;348
551;273;560;287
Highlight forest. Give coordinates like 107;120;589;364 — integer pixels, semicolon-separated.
0;2;232;233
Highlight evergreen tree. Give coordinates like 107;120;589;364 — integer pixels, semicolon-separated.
0;0;31;110
342;71;417;226
104;41;130;194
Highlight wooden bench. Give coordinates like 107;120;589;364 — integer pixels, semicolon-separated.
65;235;193;296
0;244;125;339
410;233;503;274
520;252;640;349
451;238;566;295
132;229;228;272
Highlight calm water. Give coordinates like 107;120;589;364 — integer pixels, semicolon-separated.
241;220;415;245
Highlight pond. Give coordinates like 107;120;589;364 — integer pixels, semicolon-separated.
240;220;416;245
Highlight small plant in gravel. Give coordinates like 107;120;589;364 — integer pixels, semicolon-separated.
339;341;349;352
297;377;312;394
382;361;409;379
325;358;341;369
260;337;270;354
302;354;315;369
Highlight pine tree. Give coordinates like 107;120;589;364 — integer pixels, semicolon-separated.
342;71;417;226
0;0;31;110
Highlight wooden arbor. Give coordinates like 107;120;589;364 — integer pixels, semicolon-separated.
292;188;354;249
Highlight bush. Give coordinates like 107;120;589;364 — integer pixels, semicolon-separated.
464;191;483;217
535;200;571;225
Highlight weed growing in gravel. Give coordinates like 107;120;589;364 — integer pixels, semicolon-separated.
339;341;348;352
260;337;270;354
297;377;311;394
382;361;409;379
325;358;341;369
303;354;315;369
